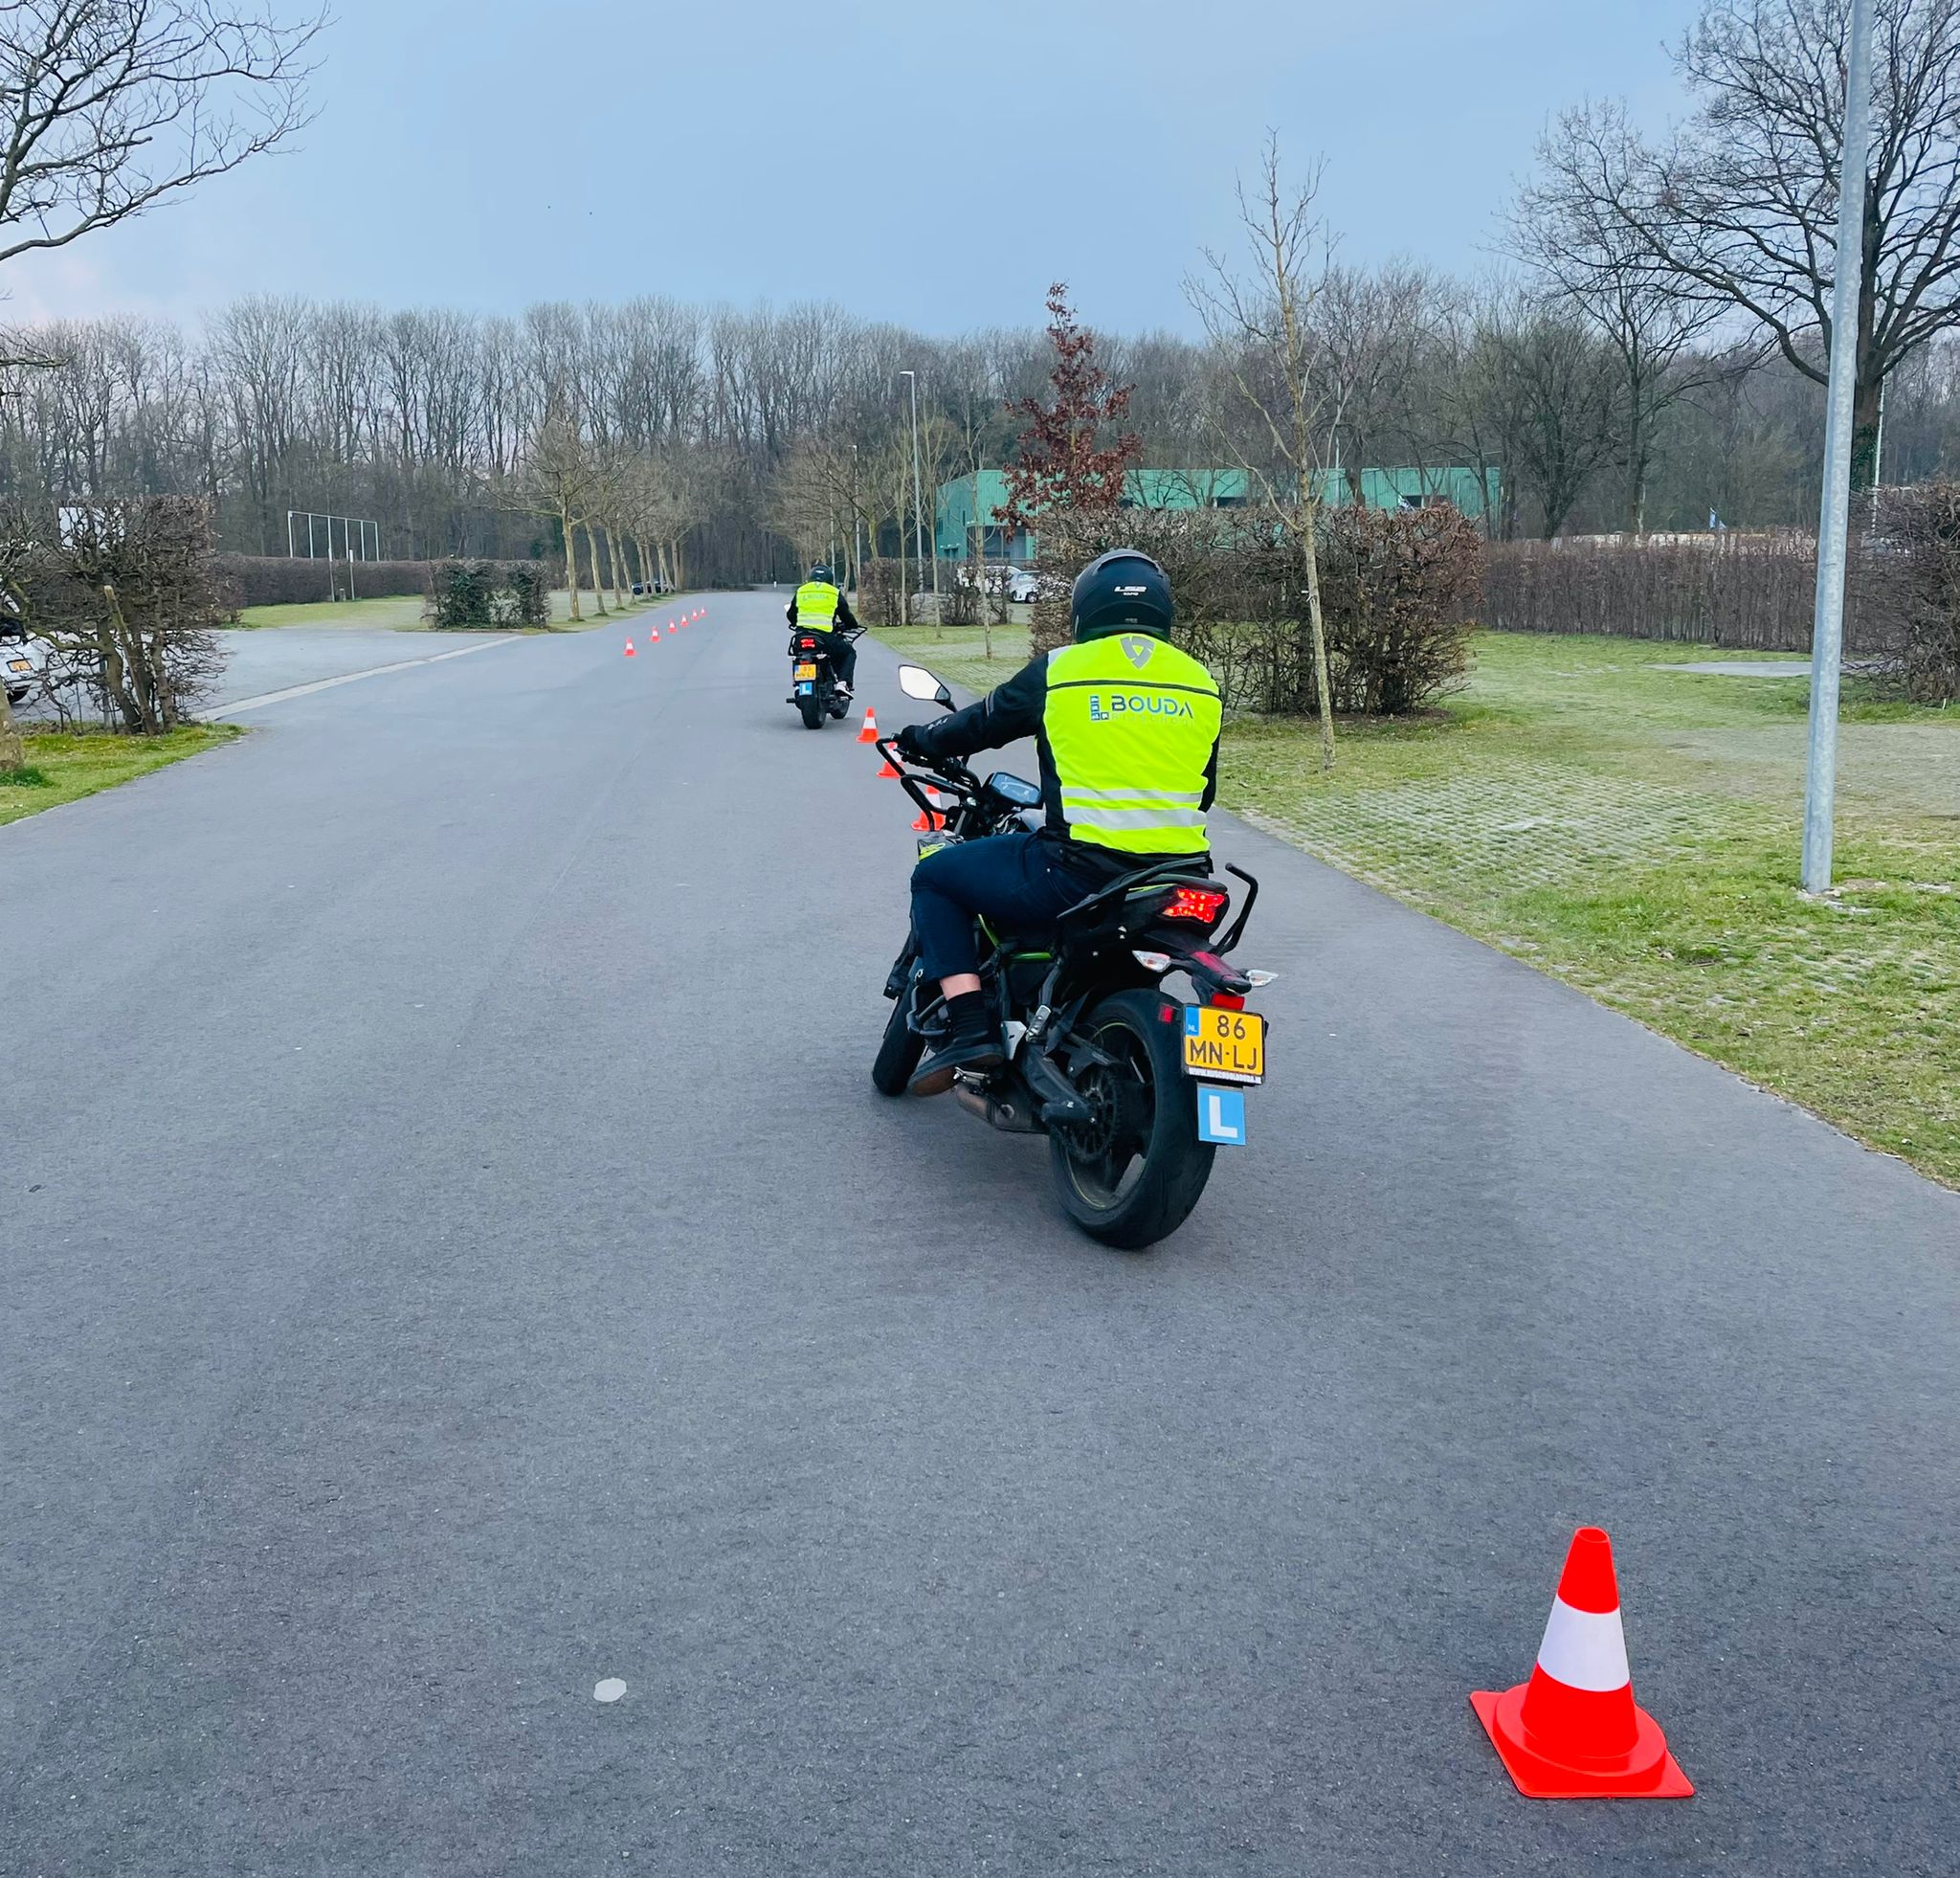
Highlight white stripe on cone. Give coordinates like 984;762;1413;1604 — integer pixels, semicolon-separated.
1535;1597;1632;1693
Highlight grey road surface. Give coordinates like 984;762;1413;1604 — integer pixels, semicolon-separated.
3;590;1955;1877
207;625;512;707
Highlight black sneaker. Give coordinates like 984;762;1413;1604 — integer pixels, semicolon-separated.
908;1027;1004;1098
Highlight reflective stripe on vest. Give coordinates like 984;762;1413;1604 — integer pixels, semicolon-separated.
794;580;840;630
1042;633;1221;856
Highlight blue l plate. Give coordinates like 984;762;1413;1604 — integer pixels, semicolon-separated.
1195;1084;1247;1146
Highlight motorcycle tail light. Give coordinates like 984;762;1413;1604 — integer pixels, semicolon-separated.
1210;992;1246;1011
1163;885;1229;924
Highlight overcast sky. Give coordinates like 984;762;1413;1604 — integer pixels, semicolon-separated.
4;0;1708;335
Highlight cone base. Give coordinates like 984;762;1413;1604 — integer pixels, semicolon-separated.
1471;1686;1693;1800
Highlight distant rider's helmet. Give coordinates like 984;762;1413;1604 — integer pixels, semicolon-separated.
1071;548;1173;643
808;563;833;584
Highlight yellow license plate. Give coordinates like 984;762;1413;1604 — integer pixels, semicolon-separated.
794;661;819;680
6;659;27;673
1182;1006;1265;1084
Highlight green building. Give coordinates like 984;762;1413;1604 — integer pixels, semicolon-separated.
934;465;1501;561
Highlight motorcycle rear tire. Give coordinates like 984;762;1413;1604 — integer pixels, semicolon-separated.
1049;987;1214;1250
798;690;825;729
871;988;925;1095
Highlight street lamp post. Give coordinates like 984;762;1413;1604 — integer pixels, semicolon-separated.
1801;0;1875;894
900;369;940;624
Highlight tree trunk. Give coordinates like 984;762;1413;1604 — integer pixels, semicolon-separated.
0;682;26;771
602;525;625;609
561;507;581;621
1851;375;1882;495
582;524;608;614
1296;505;1336;771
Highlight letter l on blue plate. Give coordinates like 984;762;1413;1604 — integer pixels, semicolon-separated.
1196;1084;1246;1146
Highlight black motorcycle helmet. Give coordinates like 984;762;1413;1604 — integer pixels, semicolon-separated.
1071;548;1173;642
808;563;833;583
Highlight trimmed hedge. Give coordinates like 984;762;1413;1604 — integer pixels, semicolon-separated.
425;559;551;629
214;554;440;608
1478;534;1836;650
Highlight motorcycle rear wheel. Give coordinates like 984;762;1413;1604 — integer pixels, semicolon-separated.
797;689;825;729
1049;988;1214;1249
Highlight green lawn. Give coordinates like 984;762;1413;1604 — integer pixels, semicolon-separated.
876;624;1960;1189
2;724;243;827
234;588;671;631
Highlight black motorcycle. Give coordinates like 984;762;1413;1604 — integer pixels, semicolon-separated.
786;622;863;729
872;663;1275;1250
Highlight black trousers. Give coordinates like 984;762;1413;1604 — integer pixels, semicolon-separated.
911;832;1117;981
792;631;856;687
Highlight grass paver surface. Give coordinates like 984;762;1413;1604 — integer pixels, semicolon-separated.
878;623;1960;1187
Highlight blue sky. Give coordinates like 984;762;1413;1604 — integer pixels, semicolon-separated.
4;0;1707;333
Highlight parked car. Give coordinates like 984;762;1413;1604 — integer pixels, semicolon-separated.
1005;568;1041;603
1;615;42;706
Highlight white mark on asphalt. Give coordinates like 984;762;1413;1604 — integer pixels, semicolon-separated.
210;638;518;717
593;1678;627;1704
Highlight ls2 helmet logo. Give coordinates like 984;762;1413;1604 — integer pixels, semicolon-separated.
1088;691;1196;723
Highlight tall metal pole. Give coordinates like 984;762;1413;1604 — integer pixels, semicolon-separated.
1801;0;1874;895
901;369;931;616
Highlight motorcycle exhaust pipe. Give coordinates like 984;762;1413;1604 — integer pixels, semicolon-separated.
953;1080;1042;1133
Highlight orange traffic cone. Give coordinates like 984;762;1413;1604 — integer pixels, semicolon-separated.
856;706;880;746
1472;1527;1693;1800
623;638;635;657
910;808;946;832
649;626;659;640
877;757;902;779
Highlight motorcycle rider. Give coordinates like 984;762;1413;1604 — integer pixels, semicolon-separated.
894;548;1222;1097
786;563;860;699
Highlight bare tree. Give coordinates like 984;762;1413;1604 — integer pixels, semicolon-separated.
1311;261;1439;503
1561;0;1960;488
507;416;594;621
1187;137;1338;768
1519;101;1741;531
0;2;321;271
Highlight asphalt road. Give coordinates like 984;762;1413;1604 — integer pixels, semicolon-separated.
3;589;1955;1877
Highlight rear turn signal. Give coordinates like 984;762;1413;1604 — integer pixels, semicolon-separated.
1163;885;1229;924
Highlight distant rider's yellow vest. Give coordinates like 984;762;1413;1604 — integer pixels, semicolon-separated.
1041;633;1221;856
794;580;841;632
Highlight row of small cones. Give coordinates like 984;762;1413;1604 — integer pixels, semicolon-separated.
859;707;947;829
622;606;706;656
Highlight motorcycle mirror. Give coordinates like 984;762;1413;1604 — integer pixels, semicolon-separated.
897;663;951;706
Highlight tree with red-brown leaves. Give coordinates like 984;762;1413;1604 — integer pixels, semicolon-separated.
1001;285;1143;649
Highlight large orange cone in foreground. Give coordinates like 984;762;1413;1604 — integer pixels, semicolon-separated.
856;706;880;746
1472;1527;1692;1800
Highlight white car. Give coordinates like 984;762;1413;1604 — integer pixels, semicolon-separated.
1;617;41;705
1005;569;1040;603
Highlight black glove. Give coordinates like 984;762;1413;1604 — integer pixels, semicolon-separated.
894;724;932;762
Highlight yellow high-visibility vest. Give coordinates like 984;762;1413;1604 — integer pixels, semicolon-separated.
794;580;840;631
1042;634;1221;856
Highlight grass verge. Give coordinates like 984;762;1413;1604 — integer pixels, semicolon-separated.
234;589;679;632
875;623;1960;1188
1;724;243;828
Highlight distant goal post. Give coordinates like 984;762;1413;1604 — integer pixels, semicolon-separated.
286;511;382;562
